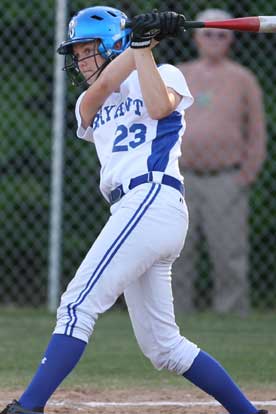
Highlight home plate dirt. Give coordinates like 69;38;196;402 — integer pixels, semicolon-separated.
0;387;275;414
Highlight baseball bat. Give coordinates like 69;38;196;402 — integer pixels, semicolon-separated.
122;15;276;33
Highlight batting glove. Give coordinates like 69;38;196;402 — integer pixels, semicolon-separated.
154;11;185;41
130;12;161;49
130;11;185;48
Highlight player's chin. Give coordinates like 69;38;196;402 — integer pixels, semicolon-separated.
83;71;97;85
85;77;94;85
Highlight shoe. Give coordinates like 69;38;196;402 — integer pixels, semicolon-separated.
0;401;43;414
257;410;268;414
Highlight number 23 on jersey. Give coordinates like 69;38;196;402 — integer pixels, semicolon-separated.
112;123;147;152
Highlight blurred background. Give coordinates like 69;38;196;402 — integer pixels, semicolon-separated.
0;0;275;311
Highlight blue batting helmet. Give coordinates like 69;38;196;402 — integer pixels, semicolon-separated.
58;6;131;59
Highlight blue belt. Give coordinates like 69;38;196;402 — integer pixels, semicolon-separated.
108;172;184;205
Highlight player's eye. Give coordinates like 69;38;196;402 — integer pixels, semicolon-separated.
84;46;94;56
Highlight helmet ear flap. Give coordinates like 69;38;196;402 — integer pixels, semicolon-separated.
98;37;128;60
98;42;112;59
114;39;123;50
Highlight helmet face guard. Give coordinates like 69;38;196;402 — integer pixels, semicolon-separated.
57;6;131;85
62;40;111;85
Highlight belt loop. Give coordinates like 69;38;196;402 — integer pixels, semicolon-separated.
148;171;153;182
109;185;124;204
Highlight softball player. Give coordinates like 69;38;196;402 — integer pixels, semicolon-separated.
1;7;267;414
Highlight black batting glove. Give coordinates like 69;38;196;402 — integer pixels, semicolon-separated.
130;12;161;48
154;11;185;41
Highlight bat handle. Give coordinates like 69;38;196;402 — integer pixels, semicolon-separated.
184;20;205;29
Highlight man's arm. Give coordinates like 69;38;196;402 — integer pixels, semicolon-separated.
238;72;267;186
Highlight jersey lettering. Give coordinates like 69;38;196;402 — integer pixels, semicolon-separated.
104;105;116;122
93;98;144;131
114;103;125;119
112;123;147;152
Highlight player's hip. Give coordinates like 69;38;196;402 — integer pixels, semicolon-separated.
112;181;187;217
110;182;188;253
105;167;183;204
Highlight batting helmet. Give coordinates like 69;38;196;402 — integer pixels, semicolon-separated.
58;6;131;58
57;6;131;84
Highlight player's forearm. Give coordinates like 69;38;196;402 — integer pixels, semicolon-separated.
80;48;136;128
99;47;136;93
133;48;175;119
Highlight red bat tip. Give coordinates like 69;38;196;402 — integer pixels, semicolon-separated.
204;17;261;32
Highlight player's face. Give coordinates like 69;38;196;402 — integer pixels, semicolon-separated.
72;41;106;84
195;29;233;61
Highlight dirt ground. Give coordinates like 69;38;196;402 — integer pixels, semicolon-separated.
0;387;275;414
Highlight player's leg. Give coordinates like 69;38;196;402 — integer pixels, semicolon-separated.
54;183;186;340
124;261;258;414
16;183;183;412
17;184;159;411
203;172;250;315
124;261;200;373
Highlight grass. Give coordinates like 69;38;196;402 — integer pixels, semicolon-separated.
0;308;275;391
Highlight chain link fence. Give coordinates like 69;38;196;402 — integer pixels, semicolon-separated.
0;0;275;310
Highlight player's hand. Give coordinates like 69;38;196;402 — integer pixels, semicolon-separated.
154;11;185;41
130;11;185;48
130;12;161;49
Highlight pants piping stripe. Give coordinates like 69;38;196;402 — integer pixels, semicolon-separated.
65;183;160;336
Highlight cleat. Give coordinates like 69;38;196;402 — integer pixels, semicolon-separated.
257;411;268;414
0;400;43;414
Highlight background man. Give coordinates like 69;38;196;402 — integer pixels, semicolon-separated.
174;9;267;316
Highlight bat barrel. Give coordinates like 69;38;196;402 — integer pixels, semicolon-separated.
203;17;261;32
190;16;276;33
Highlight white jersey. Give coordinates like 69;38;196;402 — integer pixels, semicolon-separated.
75;64;193;201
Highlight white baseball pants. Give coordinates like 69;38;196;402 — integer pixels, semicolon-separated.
54;182;200;375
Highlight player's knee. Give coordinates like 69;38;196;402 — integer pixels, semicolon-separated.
54;303;97;343
149;352;173;372
149;338;200;375
149;351;185;374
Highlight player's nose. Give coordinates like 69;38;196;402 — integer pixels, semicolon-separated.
78;57;88;71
